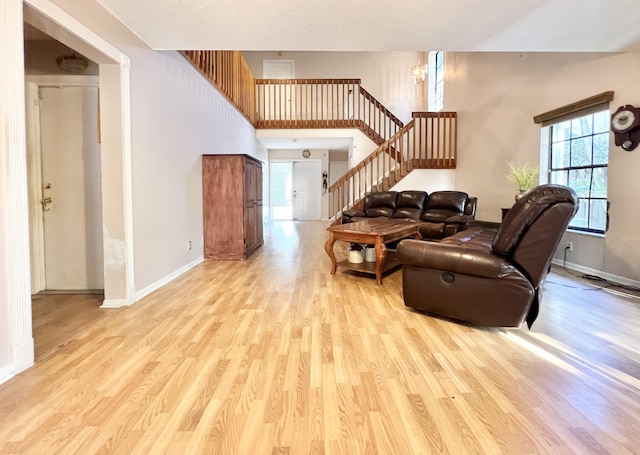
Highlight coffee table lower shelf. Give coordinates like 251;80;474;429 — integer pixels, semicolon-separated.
336;250;401;277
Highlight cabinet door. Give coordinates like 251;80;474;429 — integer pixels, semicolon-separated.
243;157;263;258
255;162;263;203
244;204;257;255
244;158;258;204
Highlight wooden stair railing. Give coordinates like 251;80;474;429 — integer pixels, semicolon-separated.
255;79;403;152
329;112;457;223
181;50;256;125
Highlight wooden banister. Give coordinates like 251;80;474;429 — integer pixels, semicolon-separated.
255;79;403;147
180;50;256;125
328;112;457;223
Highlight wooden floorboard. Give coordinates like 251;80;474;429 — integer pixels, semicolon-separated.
1;220;639;454
31;292;113;361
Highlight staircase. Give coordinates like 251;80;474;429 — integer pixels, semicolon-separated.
180;50;458;222
329;111;457;222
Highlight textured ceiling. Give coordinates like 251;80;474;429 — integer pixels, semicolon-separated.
94;0;640;52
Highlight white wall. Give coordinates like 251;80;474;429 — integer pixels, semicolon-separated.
391;170;456;193
44;0;267;292
128;50;265;291
256;128;378;167
445;51;640;284
243;51;428;124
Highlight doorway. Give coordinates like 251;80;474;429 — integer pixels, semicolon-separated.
26;80;104;293
270;160;321;220
3;0;135;375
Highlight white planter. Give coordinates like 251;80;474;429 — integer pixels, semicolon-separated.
348;249;364;263
364;247;376;262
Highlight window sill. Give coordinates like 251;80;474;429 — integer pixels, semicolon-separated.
567;228;605;239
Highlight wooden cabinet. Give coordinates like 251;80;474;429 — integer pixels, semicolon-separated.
203;154;263;260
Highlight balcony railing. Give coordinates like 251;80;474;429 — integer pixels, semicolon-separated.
255;79;403;146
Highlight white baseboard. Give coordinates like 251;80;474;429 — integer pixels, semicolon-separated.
551;259;640;289
14;338;34;374
135;256;204;302
0;364;15;386
100;298;127;309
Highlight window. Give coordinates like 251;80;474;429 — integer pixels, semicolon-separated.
428;51;444;112
541;107;610;233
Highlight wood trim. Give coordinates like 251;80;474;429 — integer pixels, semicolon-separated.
533;91;614;124
2;0;34;375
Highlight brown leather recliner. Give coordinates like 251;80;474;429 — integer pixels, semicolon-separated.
397;184;579;328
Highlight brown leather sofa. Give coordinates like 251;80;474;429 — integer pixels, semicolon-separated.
396;184;578;328
341;190;477;240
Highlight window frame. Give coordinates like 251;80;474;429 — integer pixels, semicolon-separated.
428;51;444;112
534;92;614;235
544;116;609;234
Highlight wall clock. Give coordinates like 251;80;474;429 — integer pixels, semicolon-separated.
611;105;640;151
302;149;310;158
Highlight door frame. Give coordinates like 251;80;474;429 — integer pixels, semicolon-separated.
269;158;322;221
1;0;134;377
25;75;100;294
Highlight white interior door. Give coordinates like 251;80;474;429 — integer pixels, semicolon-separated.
263;59;295;120
39;85;104;290
292;160;321;220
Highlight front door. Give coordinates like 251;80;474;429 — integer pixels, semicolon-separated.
39;85;104;290
292;160;321;220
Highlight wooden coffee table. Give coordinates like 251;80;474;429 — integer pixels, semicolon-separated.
325;218;420;284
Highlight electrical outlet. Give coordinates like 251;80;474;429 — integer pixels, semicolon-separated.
567;241;573;251
188;240;192;250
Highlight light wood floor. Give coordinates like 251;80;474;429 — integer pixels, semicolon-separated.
1;220;639;454
31;292;114;361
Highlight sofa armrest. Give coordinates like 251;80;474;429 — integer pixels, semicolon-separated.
341;209;366;223
343;209;365;217
397;239;512;279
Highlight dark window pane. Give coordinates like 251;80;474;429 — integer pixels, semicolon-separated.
570;137;593;167
593;133;609;165
591;167;607;198
552;121;571;142
590;199;607;231
593;110;609;134
568;168;592;197
551;142;570;168
570;199;589;229
571;115;593;138
550;170;568;186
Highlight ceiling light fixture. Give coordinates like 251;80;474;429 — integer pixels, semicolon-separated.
56;53;89;73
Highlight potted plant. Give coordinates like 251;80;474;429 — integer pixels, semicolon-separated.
506;161;539;200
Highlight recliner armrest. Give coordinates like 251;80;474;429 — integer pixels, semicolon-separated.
444;214;473;225
397;239;513;279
